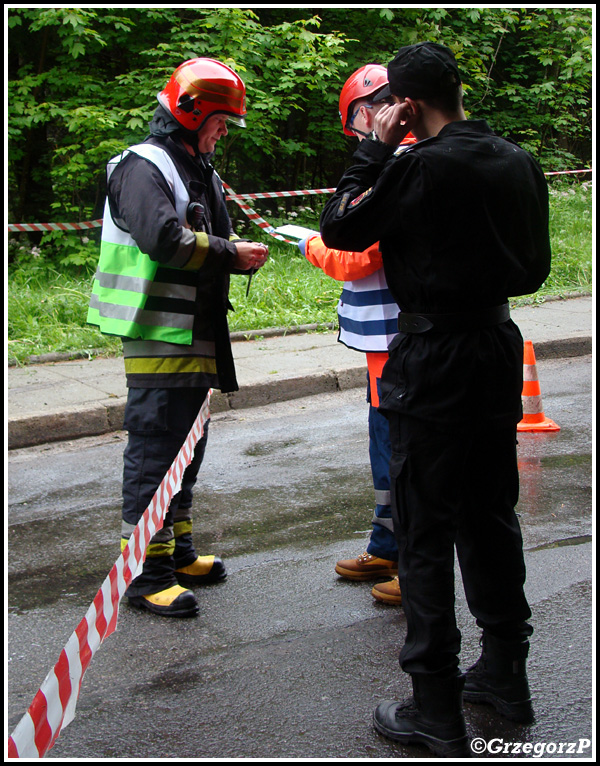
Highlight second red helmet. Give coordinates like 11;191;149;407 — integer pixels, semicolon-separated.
339;64;389;136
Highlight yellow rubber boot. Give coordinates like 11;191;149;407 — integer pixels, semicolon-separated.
129;584;199;617
175;555;227;586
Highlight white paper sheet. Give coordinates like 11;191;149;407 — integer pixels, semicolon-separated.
274;224;319;239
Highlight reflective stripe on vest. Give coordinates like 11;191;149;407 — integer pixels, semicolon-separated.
120;336;218;378
87;144;196;344
338;268;399;352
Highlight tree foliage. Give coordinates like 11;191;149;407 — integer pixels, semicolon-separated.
8;6;592;259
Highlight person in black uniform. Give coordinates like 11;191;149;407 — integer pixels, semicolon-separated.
320;42;551;757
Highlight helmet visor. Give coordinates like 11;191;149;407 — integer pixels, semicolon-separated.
224;113;246;128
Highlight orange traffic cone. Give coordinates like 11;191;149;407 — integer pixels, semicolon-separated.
517;340;560;432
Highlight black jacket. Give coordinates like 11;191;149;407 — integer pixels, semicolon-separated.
320;121;552;425
321;120;551;312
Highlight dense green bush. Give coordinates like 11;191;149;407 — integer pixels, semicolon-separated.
7;8;593;365
8;6;592;254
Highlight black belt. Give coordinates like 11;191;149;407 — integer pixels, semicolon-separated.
397;303;510;334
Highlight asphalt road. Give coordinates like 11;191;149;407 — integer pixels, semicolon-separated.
7;355;594;759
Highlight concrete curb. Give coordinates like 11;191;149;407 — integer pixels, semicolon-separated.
7;322;338;368
7;364;368;451
7;335;591;451
529;336;592;360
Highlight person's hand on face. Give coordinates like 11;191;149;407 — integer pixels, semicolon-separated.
374;101;415;146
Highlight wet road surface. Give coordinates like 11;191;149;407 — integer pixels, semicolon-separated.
7;355;593;758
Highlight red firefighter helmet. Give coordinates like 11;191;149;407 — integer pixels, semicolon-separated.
339;64;389;136
158;58;247;132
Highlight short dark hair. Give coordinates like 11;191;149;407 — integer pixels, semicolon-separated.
421;70;463;114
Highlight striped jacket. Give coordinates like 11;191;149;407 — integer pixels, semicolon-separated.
304;237;399;353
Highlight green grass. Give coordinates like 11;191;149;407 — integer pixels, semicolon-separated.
7;268;123;362
228;243;341;331
539;180;593;298
7;179;592;365
6;246;340;365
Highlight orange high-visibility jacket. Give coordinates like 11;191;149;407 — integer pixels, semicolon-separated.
304;236;399;406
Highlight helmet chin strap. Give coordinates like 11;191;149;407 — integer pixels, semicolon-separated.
346;102;376;140
349;126;375;139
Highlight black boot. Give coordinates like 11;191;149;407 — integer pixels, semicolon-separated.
463;633;534;723
373;674;471;758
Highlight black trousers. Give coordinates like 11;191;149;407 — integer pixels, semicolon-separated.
386;413;533;677
121;387;210;596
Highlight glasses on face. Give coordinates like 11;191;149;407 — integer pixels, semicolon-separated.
349;99;393;127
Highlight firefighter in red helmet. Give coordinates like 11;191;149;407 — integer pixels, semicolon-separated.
299;65;415;602
338;63;392;137
88;58;268;618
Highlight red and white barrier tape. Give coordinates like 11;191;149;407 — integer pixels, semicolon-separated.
222;181;295;243
8;220;103;233
7;393;211;759
225;187;336;201
544;169;592;176
7;168;593;237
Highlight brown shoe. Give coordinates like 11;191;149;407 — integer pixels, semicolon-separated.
372;576;402;605
335;552;397;581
